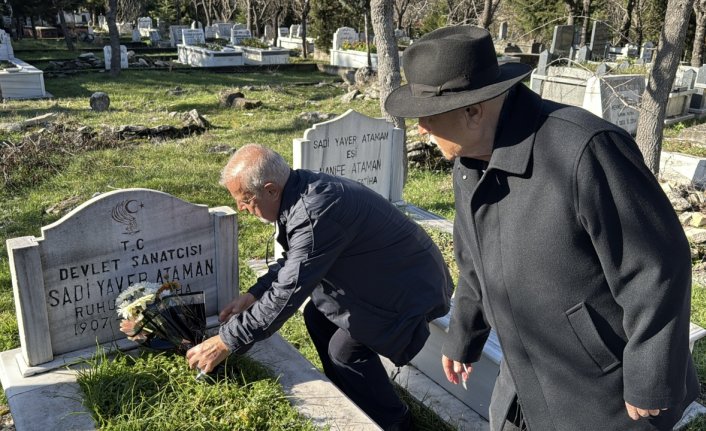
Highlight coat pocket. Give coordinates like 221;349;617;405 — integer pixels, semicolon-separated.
565;302;621;373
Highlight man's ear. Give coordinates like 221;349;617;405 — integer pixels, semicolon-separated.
464;104;483;127
263;182;281;199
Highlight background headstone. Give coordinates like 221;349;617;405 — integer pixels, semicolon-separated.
576;45;591;62
583;75;645;135
137;17;152;30
498;22;508;40
6;189;238;369
169;25;189;47
293;110;404;203
536;50;550;76
214;22;233;39
290;24;301;38
333;27;359;50
589;21;611;60
531;42;544;54
230;28;253;46
641;41;656;63
278;27;289;38
131;28;141;43
103;45;128;70
550;25;575;58
190;21;202;30
0;29;14;60
264;24;274;41
89;92;110;112
679;68;697;90
204;25;216;40
181;28;206;46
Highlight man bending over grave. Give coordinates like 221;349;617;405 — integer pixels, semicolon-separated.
186;143;453;430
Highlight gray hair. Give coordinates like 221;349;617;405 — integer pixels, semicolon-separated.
220;144;291;195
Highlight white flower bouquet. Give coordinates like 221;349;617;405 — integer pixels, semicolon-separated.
117;281;206;354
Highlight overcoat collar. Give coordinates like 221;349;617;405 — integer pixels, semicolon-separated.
277;169;301;225
485;85;544;176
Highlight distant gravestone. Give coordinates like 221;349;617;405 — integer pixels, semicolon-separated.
290;24;301;38
169;25;189;47
697;65;706;86
214;22;233;39
589;21;611;60
536;50;550;76
0;29;14;60
293;110;404;203
641;41;656;63
498;22;508;40
264;24;274;41
204;25;217;40
550;25;574;58
576;45;591;62
583;74;645;135
181;28;206;46
89;92;110;112
333;27;359;50
103;45;128;70
149;30;161;43
531;42;544;54
230;28;253;45
679;68;697;90
596;62;609;76
6;189;237;373
278;27;289;38
131;28;141;43
137;17;152;31
190;21;202;30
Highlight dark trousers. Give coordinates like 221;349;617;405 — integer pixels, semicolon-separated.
302;301;408;429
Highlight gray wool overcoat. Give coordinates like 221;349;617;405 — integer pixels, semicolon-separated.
441;84;699;430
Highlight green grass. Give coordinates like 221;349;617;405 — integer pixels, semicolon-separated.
77;347;317;430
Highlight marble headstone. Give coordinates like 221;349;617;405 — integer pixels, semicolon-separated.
6;189;238;371
293;110;404;202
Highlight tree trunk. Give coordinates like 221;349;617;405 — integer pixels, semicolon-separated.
55;6;75;51
365;13;372;68
480;0;493;29
371;0;407;183
692;0;706;66
106;0;121;78
635;0;695;175
301;0;310;58
580;0;591;45
619;0;636;45
29;17;37;39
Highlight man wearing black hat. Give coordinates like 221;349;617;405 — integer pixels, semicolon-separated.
385;26;699;430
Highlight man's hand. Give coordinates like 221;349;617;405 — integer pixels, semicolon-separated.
625;402;666;420
442;354;472;386
119;319;147;342
218;292;256;322
186;335;231;373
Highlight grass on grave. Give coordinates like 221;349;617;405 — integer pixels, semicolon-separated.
76;346;318;430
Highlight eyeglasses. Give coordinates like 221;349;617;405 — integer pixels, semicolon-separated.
239;193;256;206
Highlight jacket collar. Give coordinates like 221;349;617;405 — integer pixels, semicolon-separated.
484;84;543;176
277;169;302;224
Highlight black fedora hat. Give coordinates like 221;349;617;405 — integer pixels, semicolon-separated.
385;25;531;118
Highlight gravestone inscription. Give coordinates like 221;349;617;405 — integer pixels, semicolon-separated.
583;74;645;135
6;189;237;371
293;110;404;202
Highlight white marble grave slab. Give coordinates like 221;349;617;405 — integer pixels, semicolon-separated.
182;28;206;46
